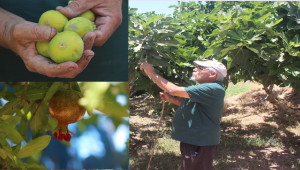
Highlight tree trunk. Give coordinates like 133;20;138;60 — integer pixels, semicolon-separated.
263;84;300;116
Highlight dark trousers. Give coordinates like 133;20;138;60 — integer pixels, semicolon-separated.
180;142;218;170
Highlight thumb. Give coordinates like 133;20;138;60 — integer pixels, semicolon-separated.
17;22;56;41
56;0;91;18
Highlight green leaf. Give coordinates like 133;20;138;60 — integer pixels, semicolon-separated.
0;98;21;116
246;46;259;54
25;163;46;170
0;148;7;159
30;102;49;134
221;46;241;57
0;84;8;99
6;115;21;127
43;82;64;102
80;82;129;117
17;135;51;159
0;121;23;144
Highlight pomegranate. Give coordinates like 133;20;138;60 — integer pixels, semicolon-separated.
49;89;85;142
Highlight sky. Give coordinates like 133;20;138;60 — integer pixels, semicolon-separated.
129;0;181;15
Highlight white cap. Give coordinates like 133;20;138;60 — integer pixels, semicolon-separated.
193;60;227;78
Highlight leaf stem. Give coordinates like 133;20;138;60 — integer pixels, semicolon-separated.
68;82;72;90
20;82;30;106
24;100;44;138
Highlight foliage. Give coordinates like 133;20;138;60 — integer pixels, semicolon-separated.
0;82;129;169
129;1;300;99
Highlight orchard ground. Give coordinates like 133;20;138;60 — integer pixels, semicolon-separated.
129;81;300;170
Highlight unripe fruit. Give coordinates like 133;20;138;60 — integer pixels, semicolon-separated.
36;41;50;58
64;17;96;38
49;31;83;63
38;10;68;32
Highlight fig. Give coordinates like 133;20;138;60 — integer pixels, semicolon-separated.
36;41;50;58
64;17;96;38
79;10;96;22
49;89;86;142
48;31;83;63
38;10;68;32
68;0;95;22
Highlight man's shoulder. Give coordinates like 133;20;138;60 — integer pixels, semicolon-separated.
186;81;224;89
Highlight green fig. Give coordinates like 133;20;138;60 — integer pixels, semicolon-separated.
36;41;50;58
79;10;96;22
64;17;96;38
49;31;83;63
38;10;68;32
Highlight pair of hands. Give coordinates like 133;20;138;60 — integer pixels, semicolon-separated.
10;0;122;78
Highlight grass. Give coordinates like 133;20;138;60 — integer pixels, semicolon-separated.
225;81;259;97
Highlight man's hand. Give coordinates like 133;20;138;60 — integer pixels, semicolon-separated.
57;0;122;46
10;21;96;78
159;92;171;102
160;92;183;106
139;62;155;75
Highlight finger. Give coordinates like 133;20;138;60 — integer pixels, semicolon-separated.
56;0;92;18
15;22;56;41
56;50;94;78
83;31;96;50
25;55;78;78
93;16;120;46
77;50;94;71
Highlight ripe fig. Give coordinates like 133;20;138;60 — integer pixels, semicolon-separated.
49;31;84;63
79;10;96;22
49;89;85;142
68;0;95;22
38;10;68;32
36;41;50;58
64;17;96;38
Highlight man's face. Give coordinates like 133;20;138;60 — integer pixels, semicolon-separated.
190;65;212;83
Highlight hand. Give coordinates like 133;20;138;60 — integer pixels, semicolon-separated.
57;0;122;46
10;21;96;78
139;62;155;74
159;92;171;102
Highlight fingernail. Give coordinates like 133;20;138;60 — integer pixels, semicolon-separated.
50;27;56;38
68;67;75;71
56;6;62;10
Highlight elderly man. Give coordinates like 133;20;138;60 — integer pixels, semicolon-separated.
140;60;227;170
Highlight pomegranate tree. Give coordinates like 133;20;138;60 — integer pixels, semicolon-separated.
48;89;85;142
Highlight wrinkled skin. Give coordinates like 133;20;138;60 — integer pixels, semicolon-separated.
57;0;123;46
0;8;96;78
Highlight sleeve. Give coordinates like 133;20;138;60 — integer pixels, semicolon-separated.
184;84;218;105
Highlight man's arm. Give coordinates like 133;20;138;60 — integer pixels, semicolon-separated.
160;92;183;106
0;8;24;49
140;62;190;99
